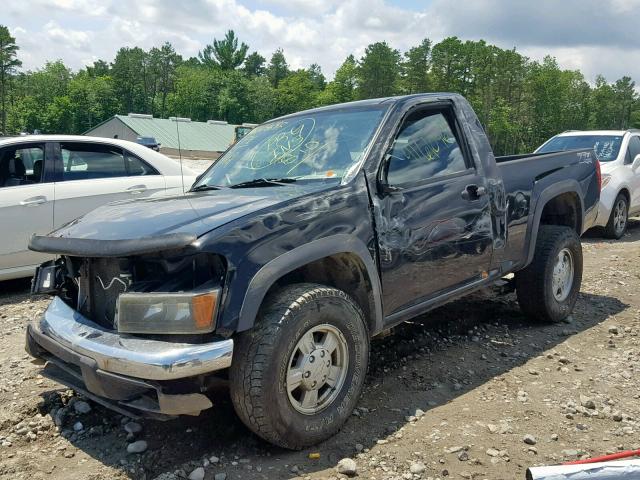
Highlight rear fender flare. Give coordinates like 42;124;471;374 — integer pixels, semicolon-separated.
237;234;383;334
525;180;584;266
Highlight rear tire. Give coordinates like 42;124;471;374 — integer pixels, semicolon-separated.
229;283;369;449
604;193;628;239
515;225;582;323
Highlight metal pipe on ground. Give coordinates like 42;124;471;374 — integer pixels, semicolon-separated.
526;459;640;480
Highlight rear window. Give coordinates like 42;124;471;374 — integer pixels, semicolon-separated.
538;135;623;162
60;143;127;180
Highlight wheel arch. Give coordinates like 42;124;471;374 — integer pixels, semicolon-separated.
237;234;384;335
525;180;584;266
616;187;631;205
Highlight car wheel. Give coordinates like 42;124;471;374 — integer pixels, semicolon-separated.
229;283;369;449
604;193;628;239
515;225;582;323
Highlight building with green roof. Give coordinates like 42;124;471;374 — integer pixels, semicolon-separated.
84;113;238;159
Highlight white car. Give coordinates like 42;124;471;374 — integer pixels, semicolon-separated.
536;130;640;239
0;135;197;281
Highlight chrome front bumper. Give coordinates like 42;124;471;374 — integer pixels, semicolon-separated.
28;297;233;381
26;297;234;417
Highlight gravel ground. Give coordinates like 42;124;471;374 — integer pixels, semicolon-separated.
0;221;639;480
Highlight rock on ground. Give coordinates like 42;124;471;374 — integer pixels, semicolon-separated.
337;458;358;476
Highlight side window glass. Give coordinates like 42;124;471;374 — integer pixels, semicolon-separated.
387;109;467;185
627;137;640;163
125;152;158;176
0;144;45;188
60;143;126;181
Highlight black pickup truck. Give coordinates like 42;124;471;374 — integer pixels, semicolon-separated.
26;93;600;449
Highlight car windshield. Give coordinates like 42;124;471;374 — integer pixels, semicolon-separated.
194;107;387;188
538;135;623;162
138;137;156;145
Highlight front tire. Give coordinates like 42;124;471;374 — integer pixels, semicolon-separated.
229;283;369;449
515;225;582;323
604;193;628;239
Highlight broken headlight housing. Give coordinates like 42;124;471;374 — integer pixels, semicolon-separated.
117;288;220;334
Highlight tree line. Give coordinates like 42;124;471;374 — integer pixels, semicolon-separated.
0;26;638;155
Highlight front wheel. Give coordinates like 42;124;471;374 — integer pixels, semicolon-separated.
229;283;369;449
604;193;628;239
515;225;582;323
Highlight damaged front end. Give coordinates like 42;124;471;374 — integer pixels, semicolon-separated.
27;235;233;419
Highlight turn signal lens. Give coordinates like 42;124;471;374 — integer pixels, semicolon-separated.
192;292;217;330
117;289;220;334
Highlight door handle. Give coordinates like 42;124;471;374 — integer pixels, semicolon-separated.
127;185;147;194
20;196;47;206
461;184;486;201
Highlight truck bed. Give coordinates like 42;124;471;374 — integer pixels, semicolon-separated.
494;148;600;271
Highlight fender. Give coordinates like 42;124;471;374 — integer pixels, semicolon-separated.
524;179;584;266
237;234;384;335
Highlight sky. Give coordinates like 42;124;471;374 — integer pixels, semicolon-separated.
4;0;640;83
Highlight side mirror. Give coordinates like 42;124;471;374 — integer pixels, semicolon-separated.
378;182;401;195
633;154;640;172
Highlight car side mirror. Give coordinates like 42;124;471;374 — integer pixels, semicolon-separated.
377;153;401;195
633;154;640;172
378;182;401;195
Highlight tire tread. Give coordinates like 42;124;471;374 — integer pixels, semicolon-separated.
229;283;366;449
515;225;581;323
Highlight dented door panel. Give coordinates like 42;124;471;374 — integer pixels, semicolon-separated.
374;172;494;317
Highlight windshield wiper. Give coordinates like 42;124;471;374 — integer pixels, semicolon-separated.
191;184;223;192
228;178;297;188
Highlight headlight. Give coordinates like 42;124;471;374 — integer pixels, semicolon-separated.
117;288;220;334
601;174;611;188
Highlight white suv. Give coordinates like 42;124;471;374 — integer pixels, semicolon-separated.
537;130;640;239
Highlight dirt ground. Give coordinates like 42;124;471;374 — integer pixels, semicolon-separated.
0;221;639;480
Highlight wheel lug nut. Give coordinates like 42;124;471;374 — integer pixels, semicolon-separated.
309;356;315;363
304;371;311;378
320;351;325;358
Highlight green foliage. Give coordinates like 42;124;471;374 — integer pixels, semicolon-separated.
0;25;21;133
357;41;401;99
402;38;431;94
199;30;248;70
111;47;150;114
318;55;358;105
267;48;289;87
1;23;639;156
275;70;317;116
246;76;277;123
244;52;266;77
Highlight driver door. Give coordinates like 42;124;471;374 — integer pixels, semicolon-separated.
375;104;494;317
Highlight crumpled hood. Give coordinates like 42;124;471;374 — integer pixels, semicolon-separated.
50;187;317;241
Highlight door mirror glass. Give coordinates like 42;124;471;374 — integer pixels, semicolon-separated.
632;154;640;171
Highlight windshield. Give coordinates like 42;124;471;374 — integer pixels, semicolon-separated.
194;107;386;188
538;135;623;162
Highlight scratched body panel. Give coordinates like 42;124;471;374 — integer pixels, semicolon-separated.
32;93;600;335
